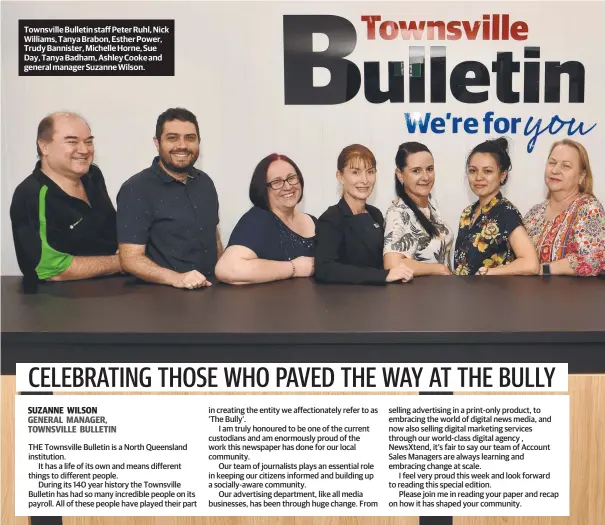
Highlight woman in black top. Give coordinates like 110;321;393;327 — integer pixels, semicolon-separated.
216;154;316;285
315;144;414;285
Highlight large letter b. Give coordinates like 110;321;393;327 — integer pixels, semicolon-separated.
284;15;361;105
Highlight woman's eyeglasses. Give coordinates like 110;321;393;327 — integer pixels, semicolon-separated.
266;174;300;190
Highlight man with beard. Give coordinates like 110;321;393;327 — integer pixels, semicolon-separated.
10;112;121;288
117;108;222;289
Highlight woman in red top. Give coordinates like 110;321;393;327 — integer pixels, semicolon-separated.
524;139;605;277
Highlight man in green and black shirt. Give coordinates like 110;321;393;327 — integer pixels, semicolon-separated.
10;112;121;285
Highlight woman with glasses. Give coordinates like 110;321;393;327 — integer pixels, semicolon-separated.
315;144;414;284
215;153;316;285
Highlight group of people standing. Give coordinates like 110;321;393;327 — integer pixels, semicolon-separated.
10;107;605;291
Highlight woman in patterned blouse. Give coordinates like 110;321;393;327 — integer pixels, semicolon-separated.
524;139;605;277
454;138;539;276
383;142;453;275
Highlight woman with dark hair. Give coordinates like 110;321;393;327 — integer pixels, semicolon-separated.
383;142;453;275
215;154;315;285
315;144;414;284
453;138;538;276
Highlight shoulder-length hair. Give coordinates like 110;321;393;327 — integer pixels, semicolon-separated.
249;153;305;210
547;139;594;197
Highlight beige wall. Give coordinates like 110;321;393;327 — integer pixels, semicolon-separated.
2;1;605;276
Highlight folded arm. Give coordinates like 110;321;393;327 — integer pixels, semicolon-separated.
215;245;297;285
483;226;539;276
551;201;605;276
48;255;121;281
119;243;210;288
384;252;450;275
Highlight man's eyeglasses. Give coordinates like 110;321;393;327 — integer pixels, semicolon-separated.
266;174;301;190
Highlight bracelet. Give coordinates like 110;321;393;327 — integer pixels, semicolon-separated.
289;260;296;278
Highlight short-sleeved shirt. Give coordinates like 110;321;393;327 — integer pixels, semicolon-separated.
10;162;118;282
383;194;453;266
228;206;316;261
117;157;219;278
453;192;523;275
524;194;605;276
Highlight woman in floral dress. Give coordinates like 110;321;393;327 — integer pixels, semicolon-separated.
524;139;605;277
454;138;539;276
383;141;453;275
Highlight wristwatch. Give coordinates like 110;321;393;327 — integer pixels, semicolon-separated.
541;263;551;277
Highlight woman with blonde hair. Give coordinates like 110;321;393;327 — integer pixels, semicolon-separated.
524;139;605;276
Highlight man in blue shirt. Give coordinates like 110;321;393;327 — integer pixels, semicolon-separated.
117;108;222;289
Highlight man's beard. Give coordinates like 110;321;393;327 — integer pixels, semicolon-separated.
159;150;199;173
